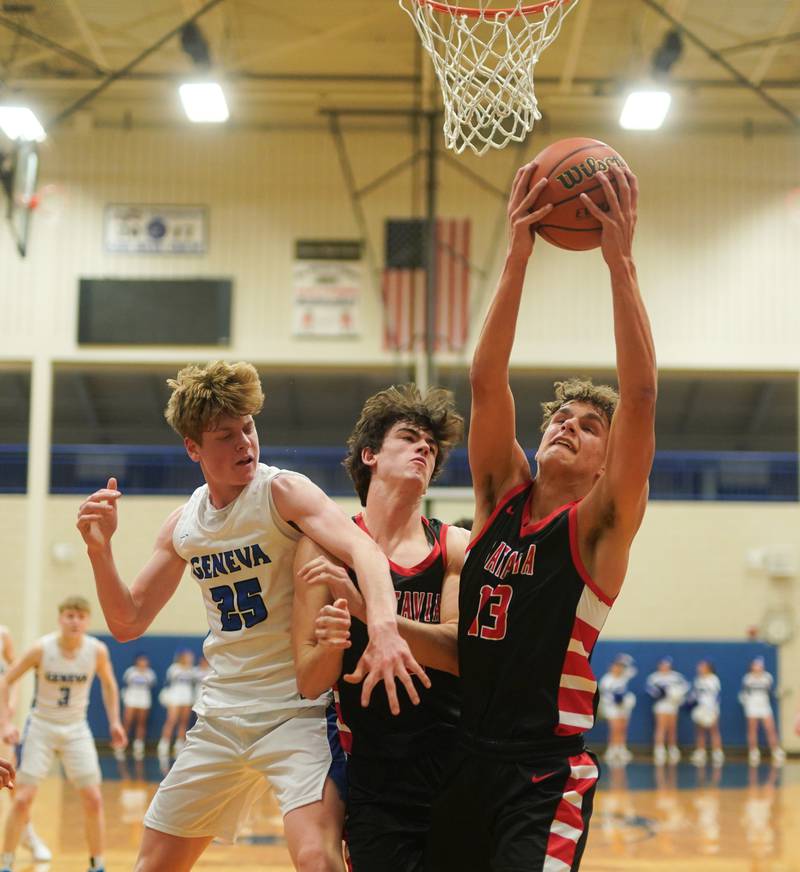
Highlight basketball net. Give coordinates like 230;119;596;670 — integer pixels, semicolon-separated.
399;0;579;156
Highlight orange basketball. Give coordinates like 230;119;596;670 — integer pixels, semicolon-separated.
529;137;629;251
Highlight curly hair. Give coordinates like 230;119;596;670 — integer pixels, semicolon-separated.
540;377;619;432
345;384;464;506
164;361;264;443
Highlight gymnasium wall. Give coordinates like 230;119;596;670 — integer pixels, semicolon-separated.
0;126;798;370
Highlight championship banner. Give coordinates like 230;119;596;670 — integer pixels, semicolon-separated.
104;204;208;253
293;240;363;337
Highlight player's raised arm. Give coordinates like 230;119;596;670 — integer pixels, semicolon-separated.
271;473;430;715
469;163;554;525
77;478;187;641
95;643;127;750
577;165;657;597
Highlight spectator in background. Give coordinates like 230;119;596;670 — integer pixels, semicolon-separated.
118;653;158;762
739;657;785;767
689;660;724;768
599;654;637;765
157;650;196;763
646;657;689;765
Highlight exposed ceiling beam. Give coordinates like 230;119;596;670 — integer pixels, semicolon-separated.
0;12;104;75
63;0;109;71
750;3;800;87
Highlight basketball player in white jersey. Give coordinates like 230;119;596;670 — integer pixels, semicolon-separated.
0;625;52;862
76;361;428;872
0;596;127;872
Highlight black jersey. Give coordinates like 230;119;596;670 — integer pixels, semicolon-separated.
458;481;615;752
337;515;460;758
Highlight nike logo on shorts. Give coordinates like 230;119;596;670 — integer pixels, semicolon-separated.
531;771;558;784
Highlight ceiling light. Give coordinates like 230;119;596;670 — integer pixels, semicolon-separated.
179;82;229;123
619;90;671;130
0;106;46;141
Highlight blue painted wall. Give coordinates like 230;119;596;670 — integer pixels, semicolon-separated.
87;636;778;748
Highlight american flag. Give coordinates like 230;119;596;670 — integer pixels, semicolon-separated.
382;218;471;352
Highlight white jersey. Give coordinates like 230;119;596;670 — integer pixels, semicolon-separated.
32;633;100;724
694;674;721;711
174;463;327;716
599;667;636;717
646;669;689;711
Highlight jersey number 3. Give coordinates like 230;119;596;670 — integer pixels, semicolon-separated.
467;583;512;641
210;577;269;631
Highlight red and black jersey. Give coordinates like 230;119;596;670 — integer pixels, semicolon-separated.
337;515;460;758
458;481;615;754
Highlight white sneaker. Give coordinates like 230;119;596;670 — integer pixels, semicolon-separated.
748;747;761;766
604;745;620;763
133;739;145;761
113;746;125;762
157;738;170;759
772;747;786;766
668;745;681;765
690;748;707;767
711;748;725;767
21;824;52;863
172;738;186;757
653;745;667;766
619;746;633;764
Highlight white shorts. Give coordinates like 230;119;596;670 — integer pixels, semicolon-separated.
653;699;680;715
123;687;152;710
691;704;719;728
17;716;101;788
143;704;345;843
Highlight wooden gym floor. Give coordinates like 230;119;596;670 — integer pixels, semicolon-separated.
3;756;798;871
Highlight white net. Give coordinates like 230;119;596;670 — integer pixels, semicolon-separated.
399;0;579;156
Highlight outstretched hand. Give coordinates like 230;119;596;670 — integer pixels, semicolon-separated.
345;627;431;716
315;599;352;649
507;161;553;261
77;476;121;552
298;554;367;622
579;164;638;267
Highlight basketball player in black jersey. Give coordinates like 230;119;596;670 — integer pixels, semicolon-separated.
292;384;469;872
427;161;656;872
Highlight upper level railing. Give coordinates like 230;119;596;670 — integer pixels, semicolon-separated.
1;445;797;501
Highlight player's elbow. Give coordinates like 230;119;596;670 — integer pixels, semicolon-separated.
296;671;330;701
110;623;143;643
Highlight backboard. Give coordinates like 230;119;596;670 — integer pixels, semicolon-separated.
0;140;39;257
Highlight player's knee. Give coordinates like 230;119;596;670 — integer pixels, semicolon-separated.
294;839;340;872
12;785;36;812
80;785;103;814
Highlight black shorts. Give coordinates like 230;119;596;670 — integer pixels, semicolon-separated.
426;747;600;872
346;747;451;872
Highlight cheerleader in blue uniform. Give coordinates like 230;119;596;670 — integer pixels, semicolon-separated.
599;654;637;764
646;657;689;765
689;660;723;767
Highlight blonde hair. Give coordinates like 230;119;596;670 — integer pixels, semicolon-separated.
164;361;264;442
540;377;619;431
58;595;91;615
344;384;464;506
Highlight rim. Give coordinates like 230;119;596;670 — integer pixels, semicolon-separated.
418;0;568;19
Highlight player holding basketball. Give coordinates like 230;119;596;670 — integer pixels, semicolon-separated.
76;361;428;872
293;384;468;872
0;596;127;872
427;159;656;872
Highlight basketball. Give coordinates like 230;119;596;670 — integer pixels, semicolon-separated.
529;137;629;251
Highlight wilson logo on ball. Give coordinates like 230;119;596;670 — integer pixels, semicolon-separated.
555;155;628;191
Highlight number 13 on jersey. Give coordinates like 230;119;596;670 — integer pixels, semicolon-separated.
467;583;512;641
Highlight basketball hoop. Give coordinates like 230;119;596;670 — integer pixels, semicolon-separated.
399;0;579;155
